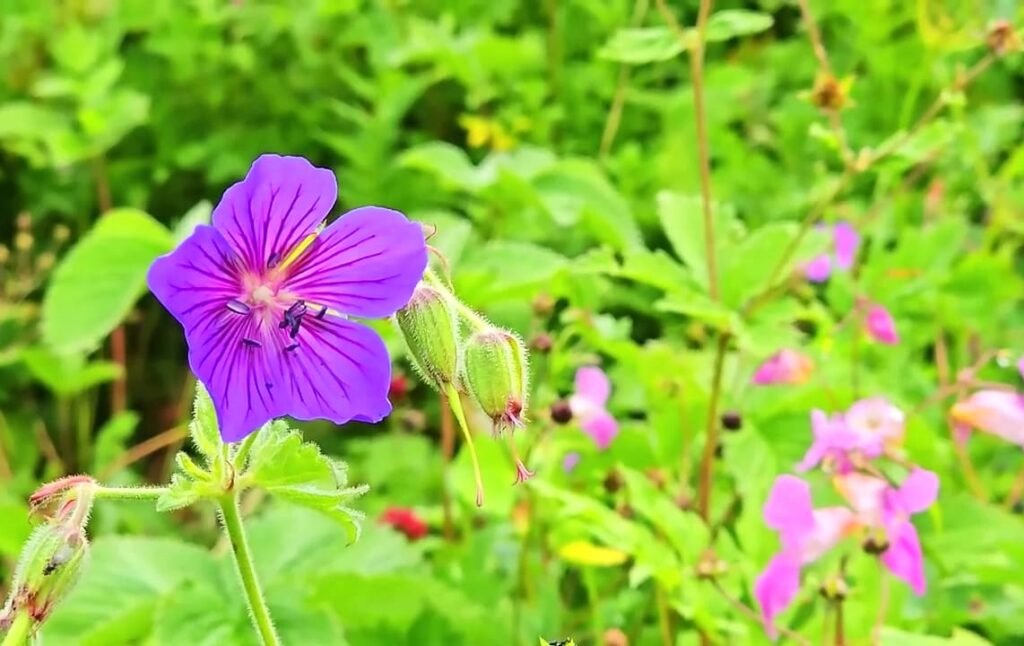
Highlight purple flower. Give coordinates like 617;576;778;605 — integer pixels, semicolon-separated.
751;349;814;386
569;366;618;450
797;398;905;472
804;221;860;283
950;389;1024;446
864;303;899;345
755;476;854;637
148;155;428;441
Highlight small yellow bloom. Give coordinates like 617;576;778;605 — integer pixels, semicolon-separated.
557;540;628;567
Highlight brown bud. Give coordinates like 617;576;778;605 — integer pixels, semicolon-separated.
550;400;573;425
532;293;555;317
602;628;629;646
819;574;849;601
644;468;666;491
530;333;553;354
616;502;635;520
721;410;742;431
986;20;1019;55
810;74;848;111
695;549;727;580
603;469;624;494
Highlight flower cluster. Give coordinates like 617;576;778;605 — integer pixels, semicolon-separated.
755;398;939;638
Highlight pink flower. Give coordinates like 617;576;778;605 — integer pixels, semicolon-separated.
797;398;904;472
950;390;1024;446
836;469;939;594
569;367;618;450
864;303;899;345
804;221;860;283
755;476;855;637
752;349;814;386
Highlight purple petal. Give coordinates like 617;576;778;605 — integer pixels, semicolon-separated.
804;254;832;283
177;294;391;442
752;350;813;386
574;366;611;408
832;221;860;270
754;552;803;639
763;475;815;539
880;520;927;595
865;304;899;345
950;390;1024;446
894;468;939;515
211;154;337;271
284;206;427;318
1018;357;1024;381
581;409;619;450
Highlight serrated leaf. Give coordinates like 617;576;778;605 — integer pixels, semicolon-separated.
156;474;201;512
598;27;682;64
41;208;172;354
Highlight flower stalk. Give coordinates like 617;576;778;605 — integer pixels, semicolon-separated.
445;383;485;507
218;493;280;646
1;611;32;646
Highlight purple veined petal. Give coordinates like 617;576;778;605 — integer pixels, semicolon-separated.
864;303;899;345
190;312;392;442
880;519;927;595
804;253;832;283
832;221;860;270
147;224;245;354
581;409;619;450
763;475;815;539
284;206;428;318
754;551;803;640
211;154;337;272
894;468;939;515
574;366;611;408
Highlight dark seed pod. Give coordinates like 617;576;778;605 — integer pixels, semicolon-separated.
550;400;573;425
721;410;742;431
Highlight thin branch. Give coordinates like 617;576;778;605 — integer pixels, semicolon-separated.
697;334;729;519
599;0;650;159
871;574;890;645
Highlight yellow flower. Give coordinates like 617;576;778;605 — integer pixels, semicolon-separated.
557;540;628;567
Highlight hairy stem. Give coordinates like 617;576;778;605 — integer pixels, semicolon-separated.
697;333;729;519
93;485;170;500
1;611;32;646
219;494;280;646
439;392;456;539
445;383;485;507
91;155;127;416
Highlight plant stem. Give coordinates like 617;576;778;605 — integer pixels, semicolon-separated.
871;574;890;645
655;584;673;646
91;154;127;416
1;611;32;646
218;494;280;646
439;392;456;540
697;333;729;519
834;600;845;646
93;485;170;500
599;0;650;160
445;383;485;507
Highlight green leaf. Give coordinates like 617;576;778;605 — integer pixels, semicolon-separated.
156;474;201;512
620;468;709;562
398;142;489;191
719;222;828;308
598;27;682;64
245;423;367;543
655;191;738;292
704;10;774;42
92;410;139;474
189;383;222;460
42;537;217;645
0;490;31;559
41;208;172;354
19;346;122;397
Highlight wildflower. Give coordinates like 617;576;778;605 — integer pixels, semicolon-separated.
797;398;905;472
148;155;428;442
835;468;939;594
379;507;428;541
462;328;530;433
864;303;899;345
569;367;618;449
751;349;814;386
950;389;1024;446
755;476;855;638
804;221;859;283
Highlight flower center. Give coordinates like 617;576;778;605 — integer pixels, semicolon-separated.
251;284;275;305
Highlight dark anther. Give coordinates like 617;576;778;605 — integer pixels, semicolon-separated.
315;305;328;320
242;338;262;348
280;300;308;338
267;251;280;269
265;381;274;390
226;299;250;314
285;343;300;352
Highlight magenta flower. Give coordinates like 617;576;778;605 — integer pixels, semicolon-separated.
797;398;905;472
804;221;859;283
755;476;855;637
836;469;939;594
148;155;428;441
569;366;618;449
752;349;814;386
864;303;899;344
950;389;1024;446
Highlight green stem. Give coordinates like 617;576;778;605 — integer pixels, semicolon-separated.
1;611;32;646
93;486;169;501
424;269;490;332
445;383;485;507
218;494;280;646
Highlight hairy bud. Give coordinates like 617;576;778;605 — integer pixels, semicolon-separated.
3;522;89;628
462;328;529;433
395;284;460;390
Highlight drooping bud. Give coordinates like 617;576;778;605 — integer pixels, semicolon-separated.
4;522;89;628
462;328;529;433
395;284;460;390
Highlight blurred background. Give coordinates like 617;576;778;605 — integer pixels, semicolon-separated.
1;0;1023;644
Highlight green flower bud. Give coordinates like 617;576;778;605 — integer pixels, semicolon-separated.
4;522;89;626
395;284;460;390
462;328;529;433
